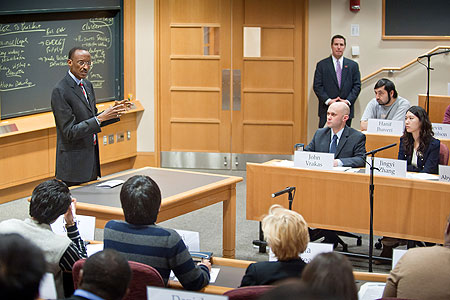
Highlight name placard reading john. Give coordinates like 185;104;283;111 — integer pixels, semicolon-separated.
365;157;407;178
439;165;450;183
432;123;450;139
367;119;403;135
294;151;334;170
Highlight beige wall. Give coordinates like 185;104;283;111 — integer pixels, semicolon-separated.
308;0;450;140
135;0;155;152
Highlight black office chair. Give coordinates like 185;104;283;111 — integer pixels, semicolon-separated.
309;228;362;252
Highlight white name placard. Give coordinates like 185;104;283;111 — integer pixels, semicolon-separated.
439;165;450;183
51;214;96;241
269;242;333;263
294;151;334;170
367;119;404;135
365;157;407;178
147;286;227;300
392;249;407;269
432;123;450;139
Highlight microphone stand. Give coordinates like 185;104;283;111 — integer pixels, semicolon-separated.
418;49;450;115
365;143;396;272
252;187;296;253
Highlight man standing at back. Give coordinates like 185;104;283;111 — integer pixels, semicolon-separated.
305;102;366;168
360;78;410;131
313;35;361;128
103;175;211;291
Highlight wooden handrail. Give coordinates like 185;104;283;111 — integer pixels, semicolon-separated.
362;45;450;82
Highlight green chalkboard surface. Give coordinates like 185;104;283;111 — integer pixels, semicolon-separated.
0;8;122;119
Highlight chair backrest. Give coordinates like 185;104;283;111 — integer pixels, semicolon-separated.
72;259;165;300
439;142;449;165
223;286;274;300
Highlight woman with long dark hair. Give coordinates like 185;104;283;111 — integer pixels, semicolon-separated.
398;106;440;174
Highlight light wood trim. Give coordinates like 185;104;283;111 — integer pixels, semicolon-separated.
123;0;136;98
133;152;158;168
154;0;161;167
418;94;450;123
244;57;294;61
243;24;295;29
170;86;221;92
354;271;388;282
170;55;220;60
242;120;294;126
243;88;294;94
299;0;309;143
170;118;220;124
170;23;221;28
362;46;450;82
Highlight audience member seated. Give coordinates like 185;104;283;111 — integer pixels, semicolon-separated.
301;252;357;300
240;204;309;287
103;175;211;291
259;279;341;300
0;179;87;298
382;214;450;299
0;233;47;300
444;104;450;124
360;78;410;131
398;106;440;174
305;101;366;168
66;249;132;300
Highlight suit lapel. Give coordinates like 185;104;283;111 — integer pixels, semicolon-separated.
340;58;350;89
327;56;339;88
320;128;332;153
335;126;349;157
67;75;94;113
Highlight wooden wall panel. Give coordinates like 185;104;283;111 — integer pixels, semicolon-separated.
244;0;294;24
171;0;221;23
243;124;293;153
171;60;220;87
243;93;293;122
171;91;220;119
243;61;293;89
171;123;220;151
171;27;203;55
261;29;294;57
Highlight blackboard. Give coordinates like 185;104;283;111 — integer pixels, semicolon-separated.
0;6;122;119
384;0;450;38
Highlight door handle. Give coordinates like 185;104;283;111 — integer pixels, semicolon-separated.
222;69;230;110
233;69;241;111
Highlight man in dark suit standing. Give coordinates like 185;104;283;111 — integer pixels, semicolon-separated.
313;35;361;128
51;47;128;186
305;102;366;168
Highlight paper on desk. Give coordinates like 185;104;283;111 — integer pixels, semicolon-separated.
270;160;294;167
358;282;385;300
97;179;125;188
170;268;220;283
406;173;439;180
39;273;57;300
51;215;96;241
333;166;351;172
87;243;104;257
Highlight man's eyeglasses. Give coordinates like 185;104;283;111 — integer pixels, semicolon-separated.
75;60;93;67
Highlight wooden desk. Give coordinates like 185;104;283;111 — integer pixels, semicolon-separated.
365;132;450;160
72;167;242;258
246;162;450;244
419;94;450;123
169;257;388;295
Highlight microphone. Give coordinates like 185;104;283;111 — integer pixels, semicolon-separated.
272;186;296;198
365;143;396;156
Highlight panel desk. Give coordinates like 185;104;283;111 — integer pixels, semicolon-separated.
365;132;450;160
71;167;243;258
247;162;450;244
168;257;388;294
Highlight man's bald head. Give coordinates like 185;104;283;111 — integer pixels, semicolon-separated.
326;102;350;132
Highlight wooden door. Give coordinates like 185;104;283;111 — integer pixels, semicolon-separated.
158;0;307;169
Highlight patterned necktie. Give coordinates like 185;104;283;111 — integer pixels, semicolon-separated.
336;59;342;88
330;134;338;154
79;82;88;103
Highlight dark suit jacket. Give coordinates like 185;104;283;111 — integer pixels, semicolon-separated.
240;259;307;287
398;137;440;174
313;56;361;119
51;73;117;183
305;126;366;167
64;296;90;300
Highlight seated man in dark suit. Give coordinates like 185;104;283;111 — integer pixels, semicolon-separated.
305;101;366;168
66;249;131;300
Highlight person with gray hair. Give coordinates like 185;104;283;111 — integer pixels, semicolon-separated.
65;249;132;300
